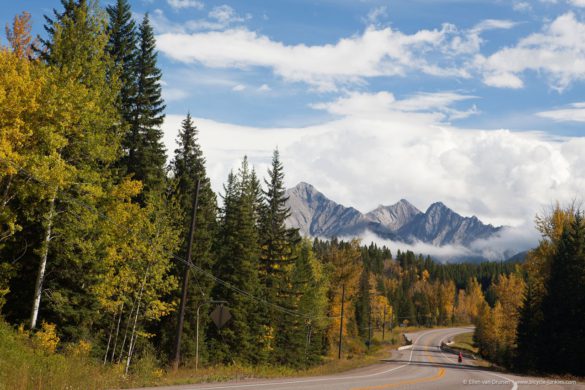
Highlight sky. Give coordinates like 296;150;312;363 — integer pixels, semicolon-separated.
3;0;585;258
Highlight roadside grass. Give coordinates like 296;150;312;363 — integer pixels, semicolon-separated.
0;318;438;389
450;332;479;354
0;319;125;390
134;327;421;388
443;331;493;369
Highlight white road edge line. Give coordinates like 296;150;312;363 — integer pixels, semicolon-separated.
437;328;518;390
178;328;445;390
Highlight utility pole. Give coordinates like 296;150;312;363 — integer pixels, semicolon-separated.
171;179;201;371
338;284;345;359
382;305;386;341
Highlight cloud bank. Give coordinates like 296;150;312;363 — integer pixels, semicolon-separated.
156;11;585;91
162;90;585;238
349;226;539;263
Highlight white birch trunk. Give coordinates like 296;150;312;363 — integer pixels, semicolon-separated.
30;191;56;329
110;302;124;363
125;268;148;375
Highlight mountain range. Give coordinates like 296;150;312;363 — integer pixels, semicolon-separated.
285;182;501;248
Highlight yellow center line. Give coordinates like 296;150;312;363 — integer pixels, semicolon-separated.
351;347;446;390
350;368;445;390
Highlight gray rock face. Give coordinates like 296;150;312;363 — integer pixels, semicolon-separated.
397;202;501;246
286;182;377;238
365;200;422;231
285;182;500;246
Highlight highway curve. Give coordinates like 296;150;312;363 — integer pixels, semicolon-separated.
134;327;585;390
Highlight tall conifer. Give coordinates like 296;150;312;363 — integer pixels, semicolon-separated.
106;0;137;128
37;0;87;62
540;214;585;375
259;149;299;286
257;149;301;360
164;113;217;362
210;158;264;363
127;14;166;193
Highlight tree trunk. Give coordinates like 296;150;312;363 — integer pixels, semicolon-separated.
110;302;124;363
103;311;116;364
125;268;148;375
117;300;135;364
30;191;56;329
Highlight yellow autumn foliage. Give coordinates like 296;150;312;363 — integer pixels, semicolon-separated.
33;321;60;354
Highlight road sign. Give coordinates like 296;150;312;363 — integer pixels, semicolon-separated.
210;305;231;329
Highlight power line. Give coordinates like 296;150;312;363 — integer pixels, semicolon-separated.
0;156;340;321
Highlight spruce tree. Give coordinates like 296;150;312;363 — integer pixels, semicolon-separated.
259;149;299;286
163;113;217;363
127;14;166;193
540;214;585;375
37;0;87;62
515;279;542;371
291;240;329;366
355;269;371;339
273;240;328;367
210;158;264;363
258;149;301;360
106;0;137;128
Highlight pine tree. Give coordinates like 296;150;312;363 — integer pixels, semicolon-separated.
162;113;217;363
355;269;371;339
257;149;302;360
106;0;137;128
291;240;329;366
259;149;299;286
515;278;542;371
127;14;166;193
37;0;87;62
209;158;264;363
540;214;585;375
272;240;329;367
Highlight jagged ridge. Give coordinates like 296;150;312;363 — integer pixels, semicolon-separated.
285;182;501;246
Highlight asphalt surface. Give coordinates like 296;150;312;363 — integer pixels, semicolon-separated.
134;327;585;390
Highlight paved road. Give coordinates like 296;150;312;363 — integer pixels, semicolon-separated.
136;327;585;390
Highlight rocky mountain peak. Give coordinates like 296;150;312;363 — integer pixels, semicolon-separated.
366;199;422;231
285;182;501;251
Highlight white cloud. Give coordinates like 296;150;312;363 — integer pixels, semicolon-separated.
155;15;529;91
469;225;540;260
349;230;476;261
568;0;585;6
209;5;250;24
537;102;585;121
364;6;388;25
476;12;585;91
167;0;204;10
471;19;517;33
155;8;585;92
161;91;585;256
151;5;250;34
258;84;271;92
482;72;524;89
513;2;532;12
232;84;246;91
156;24;478;91
350;226;538;261
311;91;478;122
